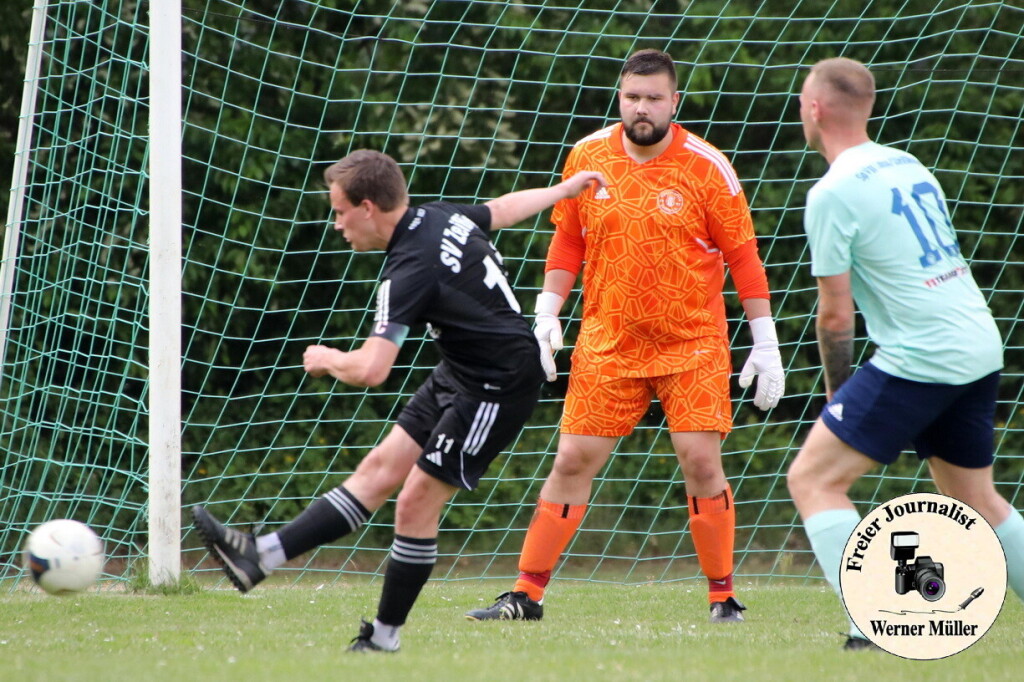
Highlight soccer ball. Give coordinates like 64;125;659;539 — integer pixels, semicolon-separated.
23;519;104;594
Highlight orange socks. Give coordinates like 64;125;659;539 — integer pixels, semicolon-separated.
688;485;736;603
512;490;733;604
513;498;587;602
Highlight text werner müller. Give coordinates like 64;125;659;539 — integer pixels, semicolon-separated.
869;620;979;636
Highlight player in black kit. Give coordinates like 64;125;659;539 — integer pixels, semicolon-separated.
193;149;606;652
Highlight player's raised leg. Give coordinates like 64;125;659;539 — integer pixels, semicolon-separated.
465;433;615;620
192;425;421;592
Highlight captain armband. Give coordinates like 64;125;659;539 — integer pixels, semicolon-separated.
370;321;410;347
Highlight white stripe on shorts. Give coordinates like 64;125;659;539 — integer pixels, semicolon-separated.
462;401;498;456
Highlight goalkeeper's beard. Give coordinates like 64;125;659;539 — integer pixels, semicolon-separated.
623;118;670;147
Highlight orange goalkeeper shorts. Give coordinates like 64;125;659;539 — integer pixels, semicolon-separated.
561;350;733;437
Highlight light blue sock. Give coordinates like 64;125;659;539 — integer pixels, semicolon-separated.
804;508;864;639
995;509;1024;602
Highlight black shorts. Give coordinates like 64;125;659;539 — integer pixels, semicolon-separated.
821;362;1000;468
397;362;541;490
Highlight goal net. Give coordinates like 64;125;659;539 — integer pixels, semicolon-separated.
2;0;1022;589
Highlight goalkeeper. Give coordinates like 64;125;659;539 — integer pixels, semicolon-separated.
466;49;785;624
193;149;605;652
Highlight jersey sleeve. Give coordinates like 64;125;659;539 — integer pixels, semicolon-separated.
547;146;586;273
545;223;586;275
723;238;770;300
703;158;756;254
443;202;492;234
369;258;437;347
804;185;856;277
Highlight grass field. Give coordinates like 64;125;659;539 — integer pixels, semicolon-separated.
2;580;1021;681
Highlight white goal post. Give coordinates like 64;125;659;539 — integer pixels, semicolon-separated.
147;0;183;585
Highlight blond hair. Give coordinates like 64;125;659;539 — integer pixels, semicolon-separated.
809;57;875;113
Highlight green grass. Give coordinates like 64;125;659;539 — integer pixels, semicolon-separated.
2;580;1021;681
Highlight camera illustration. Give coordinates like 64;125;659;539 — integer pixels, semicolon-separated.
891;531;945;601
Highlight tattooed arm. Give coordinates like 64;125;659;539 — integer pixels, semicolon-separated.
815;273;855;400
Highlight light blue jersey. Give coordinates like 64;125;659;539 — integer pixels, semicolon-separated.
805;141;1003;384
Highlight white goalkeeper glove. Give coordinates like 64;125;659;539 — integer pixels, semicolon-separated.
738;316;785;410
534;291;564;382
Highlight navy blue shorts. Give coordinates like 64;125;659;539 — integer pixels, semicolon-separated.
820;362;1000;468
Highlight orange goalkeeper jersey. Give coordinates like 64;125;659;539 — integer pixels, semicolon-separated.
549;122;755;377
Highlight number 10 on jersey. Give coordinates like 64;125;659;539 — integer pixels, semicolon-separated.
890;181;959;268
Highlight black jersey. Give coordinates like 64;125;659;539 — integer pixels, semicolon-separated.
370;201;543;395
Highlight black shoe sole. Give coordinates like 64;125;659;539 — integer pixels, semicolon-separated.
191;506;255;593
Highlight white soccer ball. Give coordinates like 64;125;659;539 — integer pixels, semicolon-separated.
23;519;104;595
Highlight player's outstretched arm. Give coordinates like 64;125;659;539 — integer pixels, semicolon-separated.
485;171;606;230
303;337;401;388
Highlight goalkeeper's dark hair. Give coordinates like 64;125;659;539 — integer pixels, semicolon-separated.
323;149;408;212
621;49;678;91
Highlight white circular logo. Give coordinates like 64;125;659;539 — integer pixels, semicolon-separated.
839;492;1006;659
657;189;684;214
